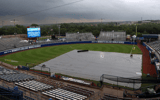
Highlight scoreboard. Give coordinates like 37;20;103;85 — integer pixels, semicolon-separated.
27;28;41;38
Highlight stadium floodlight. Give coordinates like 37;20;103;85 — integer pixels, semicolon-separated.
135;24;137;36
2;21;4;27
10;19;18;34
57;25;61;36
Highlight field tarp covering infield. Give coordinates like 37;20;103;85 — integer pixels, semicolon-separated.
33;50;142;89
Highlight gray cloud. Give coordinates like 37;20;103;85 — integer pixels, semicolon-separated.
0;0;160;26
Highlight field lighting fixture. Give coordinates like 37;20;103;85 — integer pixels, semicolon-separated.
10;19;18;34
135;24;137;36
57;25;61;36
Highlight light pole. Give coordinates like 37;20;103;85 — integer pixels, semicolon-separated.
135;24;137;37
2;21;4;27
57;25;61;36
10;19;18;34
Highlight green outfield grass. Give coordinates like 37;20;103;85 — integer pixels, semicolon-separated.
0;44;142;66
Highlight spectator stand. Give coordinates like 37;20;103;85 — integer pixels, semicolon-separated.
0;85;23;100
0;66;35;82
146;40;160;62
0;66;19;74
0;73;35;82
15;80;54;92
17;85;50;100
155;62;160;78
42;88;88;100
149;50;159;64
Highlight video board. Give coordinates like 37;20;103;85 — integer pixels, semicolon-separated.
27;28;41;38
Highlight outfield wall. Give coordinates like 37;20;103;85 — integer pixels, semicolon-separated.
92;41;137;44
0;41;137;56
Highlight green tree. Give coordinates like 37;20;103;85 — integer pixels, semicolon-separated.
92;30;100;37
31;24;39;26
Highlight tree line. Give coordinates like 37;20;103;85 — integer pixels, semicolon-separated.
0;22;160;37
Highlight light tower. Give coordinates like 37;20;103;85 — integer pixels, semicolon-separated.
2;21;4;27
100;18;104;31
57;25;61;36
10;19;18;34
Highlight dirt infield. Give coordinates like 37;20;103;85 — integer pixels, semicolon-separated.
137;43;157;76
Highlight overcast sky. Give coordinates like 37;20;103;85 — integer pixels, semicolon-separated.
0;0;159;26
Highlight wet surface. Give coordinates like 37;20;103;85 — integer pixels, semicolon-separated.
33;50;142;89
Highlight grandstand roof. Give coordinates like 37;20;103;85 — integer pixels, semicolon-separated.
142;34;160;38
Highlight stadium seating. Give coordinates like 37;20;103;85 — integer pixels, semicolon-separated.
0;66;35;82
0;37;66;53
61;84;94;97
0;85;23;100
0;66;19;74
42;88;87;100
0;37;24;51
148;41;160;54
15;80;54;91
66;33;95;41
98;31;126;41
0;73;35;82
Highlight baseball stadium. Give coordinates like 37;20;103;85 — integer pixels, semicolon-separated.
0;29;160;100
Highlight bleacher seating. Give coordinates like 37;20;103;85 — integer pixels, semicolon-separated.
15;80;53;91
0;73;35;82
42;88;87;100
0;85;23;100
0;38;65;52
0;37;26;51
0;66;35;82
148;41;160;54
66;33;95;41
0;66;19;74
61;84;94;97
98;31;126;41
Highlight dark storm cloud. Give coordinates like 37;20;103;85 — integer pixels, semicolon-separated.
0;0;160;25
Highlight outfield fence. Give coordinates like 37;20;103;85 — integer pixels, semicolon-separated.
0;41;137;56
